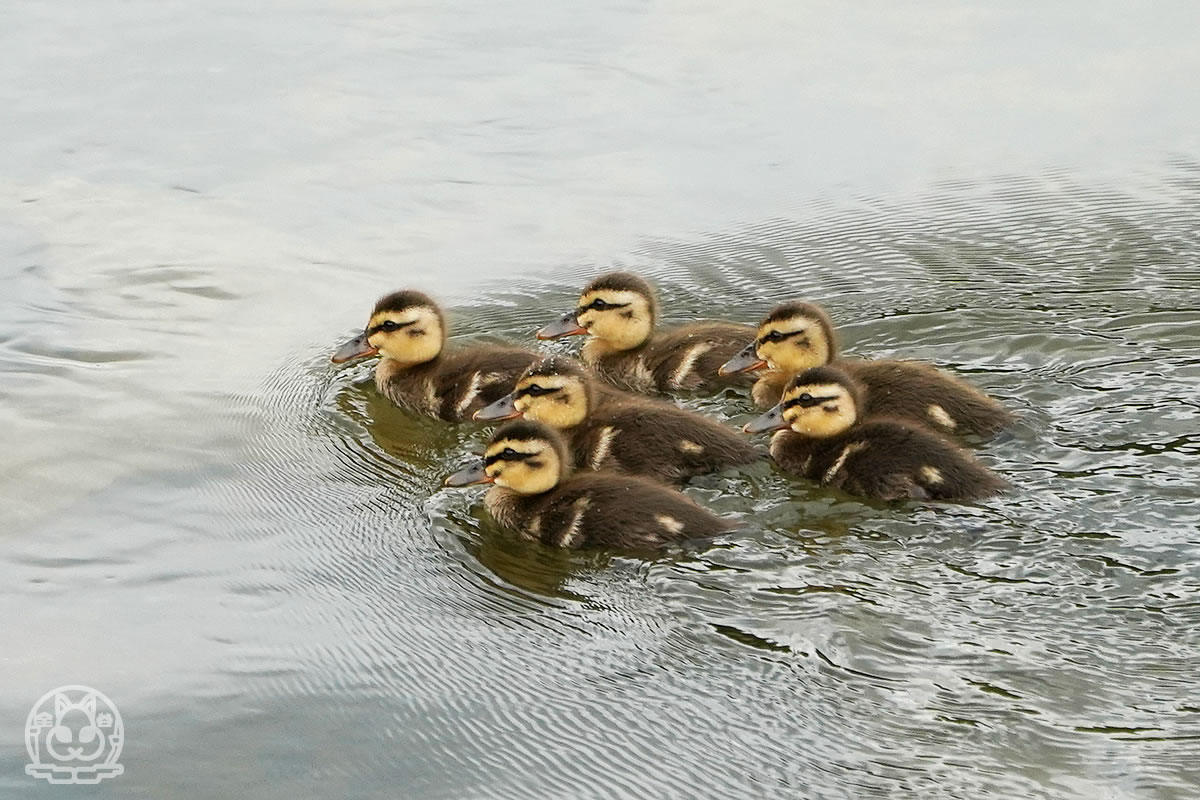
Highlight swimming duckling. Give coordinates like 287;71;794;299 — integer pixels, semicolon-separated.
537;272;755;394
331;290;539;421
445;420;734;549
473;356;759;484
745;366;1008;502
720;300;1012;437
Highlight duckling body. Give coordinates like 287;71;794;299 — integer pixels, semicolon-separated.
332;290;539;422
446;420;733;549
584;322;757;395
538;272;754;394
841;359;1011;439
767;420;1007;502
475;357;759;483
722;301;1012;438
374;347;541;421
486;471;732;549
746;366;1007;502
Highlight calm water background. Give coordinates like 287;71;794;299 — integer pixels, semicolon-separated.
3;1;1200;797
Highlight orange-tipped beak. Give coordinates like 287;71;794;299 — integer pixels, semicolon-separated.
473;393;523;422
743;404;789;434
331;332;379;363
537;311;587;340
719;342;767;376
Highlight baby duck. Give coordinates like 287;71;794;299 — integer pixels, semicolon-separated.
537;271;755;394
331;290;539;421
445;420;734;549
745;366;1008;502
473;356;760;484
720;300;1012;437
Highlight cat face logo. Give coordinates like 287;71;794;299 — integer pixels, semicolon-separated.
25;685;124;785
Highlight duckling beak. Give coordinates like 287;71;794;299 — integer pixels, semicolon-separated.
537;311;587;340
444;463;495;487
719;342;767;376
331;332;379;363
743;404;789;434
473;393;522;422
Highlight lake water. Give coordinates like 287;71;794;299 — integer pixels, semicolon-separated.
2;1;1199;798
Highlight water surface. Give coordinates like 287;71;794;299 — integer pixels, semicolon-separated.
2;1;1200;798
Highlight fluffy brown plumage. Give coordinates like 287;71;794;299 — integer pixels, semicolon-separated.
748;366;1009;502
538;272;755;394
728;300;1012;438
332;290;539;421
447;420;734;549
475;356;761;483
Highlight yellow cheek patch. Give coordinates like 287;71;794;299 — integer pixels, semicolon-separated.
782;383;856;437
757;316;831;370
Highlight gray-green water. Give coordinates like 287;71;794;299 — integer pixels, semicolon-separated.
3;2;1200;798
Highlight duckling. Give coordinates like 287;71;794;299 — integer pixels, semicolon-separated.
537;271;755;394
473;356;760;483
331;290;539;421
720;300;1012;437
445;420;733;549
744;366;1008;502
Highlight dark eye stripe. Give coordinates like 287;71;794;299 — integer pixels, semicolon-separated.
367;319;418;336
758;329;806;346
579;300;630;313
516;384;562;398
483;450;537;466
783;394;840;410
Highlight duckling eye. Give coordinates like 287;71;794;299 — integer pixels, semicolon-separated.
525;384;548;396
799;392;813;403
764;331;784;343
501;448;519;459
381;321;399;332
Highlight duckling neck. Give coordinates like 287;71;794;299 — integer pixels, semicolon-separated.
769;430;826;476
376;354;441;380
582;335;649;360
483;486;530;532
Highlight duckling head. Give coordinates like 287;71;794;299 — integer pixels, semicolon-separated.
721;301;837;375
744;366;861;437
445;420;570;495
537;272;657;352
331;290;446;366
474;357;593;428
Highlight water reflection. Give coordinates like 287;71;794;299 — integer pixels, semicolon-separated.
4;0;1200;797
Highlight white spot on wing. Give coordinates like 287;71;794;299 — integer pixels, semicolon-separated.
656;514;685;535
632;357;655;392
927;404;955;430
590;426;617;470
822;441;869;484
679;439;703;454
423;379;439;415
670;343;714;389
919;465;943;485
455;372;483;418
557;498;590;548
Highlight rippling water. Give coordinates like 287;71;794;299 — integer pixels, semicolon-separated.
4;1;1200;798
